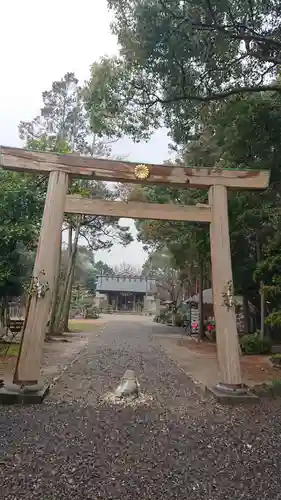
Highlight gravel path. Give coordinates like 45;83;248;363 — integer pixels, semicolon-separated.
1;318;281;499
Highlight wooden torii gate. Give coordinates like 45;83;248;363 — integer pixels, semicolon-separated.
0;146;270;402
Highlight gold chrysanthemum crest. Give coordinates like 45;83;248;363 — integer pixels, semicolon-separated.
134;164;150;180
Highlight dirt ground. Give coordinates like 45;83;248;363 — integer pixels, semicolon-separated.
0;318;104;382
182;337;281;384
155;332;281;388
2;317;279;389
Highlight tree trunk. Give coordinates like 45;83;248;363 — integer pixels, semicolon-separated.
0;296;9;337
260;285;265;339
68;224;73;258
61;265;75;332
53;218;81;334
256;235;265;338
46;230;63;335
198;258;205;340
243;296;250;334
60;225;74;332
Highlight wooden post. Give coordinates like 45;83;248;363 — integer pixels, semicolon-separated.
13;171;69;384
208;185;242;387
133;294;136;312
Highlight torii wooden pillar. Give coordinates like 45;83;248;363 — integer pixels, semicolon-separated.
0;147;270;401
208;185;242;389
13;171;69;383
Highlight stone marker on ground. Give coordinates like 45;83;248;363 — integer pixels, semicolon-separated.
114;369;140;399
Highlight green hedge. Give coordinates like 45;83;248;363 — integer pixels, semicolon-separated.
240;333;272;355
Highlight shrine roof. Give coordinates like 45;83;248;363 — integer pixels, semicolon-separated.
96;275;156;294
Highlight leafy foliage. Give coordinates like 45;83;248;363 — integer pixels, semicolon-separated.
62;246;97;295
207;93;281;326
85;1;281;339
240;333;272;355
21;72;134;333
0;70;134;338
113;262;142;276
124;90;281;336
19;72;108;155
19;72;133;259
84;0;281;143
94;260;114;275
142;247;190;305
0;172;45;298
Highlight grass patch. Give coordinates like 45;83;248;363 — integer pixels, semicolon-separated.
0;343;20;357
68;319;103;333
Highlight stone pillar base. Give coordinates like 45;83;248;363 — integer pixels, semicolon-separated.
207;383;259;405
0;380;49;404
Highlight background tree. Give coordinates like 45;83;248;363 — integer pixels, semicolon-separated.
85;1;281;342
133;182;210;338
94;260;114;275
18;72;133;335
122;89;281;338
84;0;281;144
62;247;97;314
113;262;142;276
0;171;45;331
142;247;190;326
208;91;281;335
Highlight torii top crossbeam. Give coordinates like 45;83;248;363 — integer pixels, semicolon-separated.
0;146;269;190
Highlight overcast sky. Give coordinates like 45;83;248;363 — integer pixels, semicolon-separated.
1;0;170;267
